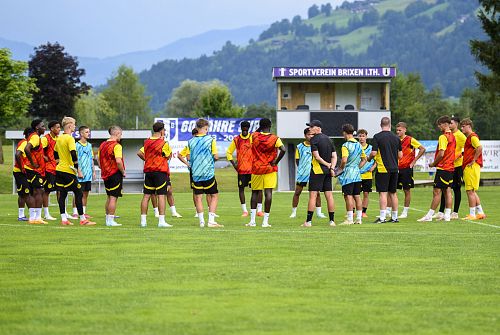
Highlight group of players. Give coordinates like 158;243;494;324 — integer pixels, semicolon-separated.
12;114;486;227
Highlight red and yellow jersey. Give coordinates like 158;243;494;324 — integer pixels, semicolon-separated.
435;131;456;172
398;135;422;169
98;140;124;180
251;132;283;175
142;137;171;174
226;134;252;174
453;130;467;168
24;132;45;176
42;133;58;174
463;132;483;168
13;140;28;173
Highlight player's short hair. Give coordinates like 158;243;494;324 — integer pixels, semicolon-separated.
303;127;310;135
23;127;33;138
108;125;122;135
437;115;451;125
78;126;89;133
240;121;250;130
48;120;60;129
61;116;76;128
396;122;407;129
196;118;209;129
380;117;391;127
460;118;473;128
31;118;43;130
342;123;355;134
357;129;368;136
152;121;165;133
259;118;272;129
451;116;460;124
191;128;198;136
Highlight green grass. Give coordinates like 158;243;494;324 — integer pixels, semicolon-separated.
0;186;499;334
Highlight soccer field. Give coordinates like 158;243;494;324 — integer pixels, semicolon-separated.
0;187;499;334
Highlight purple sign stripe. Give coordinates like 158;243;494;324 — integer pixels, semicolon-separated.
272;67;396;78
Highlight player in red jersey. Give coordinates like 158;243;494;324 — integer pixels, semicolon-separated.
41;120;60;221
13;128;35;221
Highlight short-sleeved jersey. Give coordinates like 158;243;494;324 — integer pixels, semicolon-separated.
453;130;467;168
463;132;483;168
226;134;252;174
359;143;375;180
310;133;336;175
187;134;217;182
295;142;312;183
55;133;77;175
76;141;94;182
372;131;401;173
398;135;422;169
435;131;456;172
25;133;45;176
13;140;28;173
251;132;283;175
338;139;364;186
42;133;58;175
142;137;171;174
98;140;123;180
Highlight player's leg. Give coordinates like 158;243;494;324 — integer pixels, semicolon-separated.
141;193;152;226
290;184;303;218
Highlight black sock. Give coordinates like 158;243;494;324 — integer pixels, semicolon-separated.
453;187;461;212
306;211;314;222
439;191;445;212
329;211;335;221
362;207;367;213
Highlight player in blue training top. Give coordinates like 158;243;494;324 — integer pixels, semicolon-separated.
338;124;366;225
357;129;376;217
71;126;95;219
290;128;326;219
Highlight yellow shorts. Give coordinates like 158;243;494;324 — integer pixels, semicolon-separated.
463;163;480;191
251;172;277;190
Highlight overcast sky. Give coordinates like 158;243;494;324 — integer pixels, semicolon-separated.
2;0;345;58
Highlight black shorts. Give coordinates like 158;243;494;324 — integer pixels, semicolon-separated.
452;166;463;188
104;172;123;198
375;171;398;193
238;174;251;188
361;179;372;193
79;181;92;192
308;172;332;192
144;171;170;195
296;181;308;187
13;172;31;196
397;168;414;190
26;169;44;189
44;172;56;193
434;169;453;189
192;177;218;195
342;181;362;196
55;171;83;196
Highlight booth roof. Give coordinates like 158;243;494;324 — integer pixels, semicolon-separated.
6;130;152;140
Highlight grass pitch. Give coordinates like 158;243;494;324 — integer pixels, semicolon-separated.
0;187;499;334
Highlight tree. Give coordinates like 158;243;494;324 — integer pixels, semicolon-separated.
0;48;38;163
195;81;243;118
470;0;500;98
28;42;90;119
164;80;206;117
321;3;333;16
308;4;320;19
243;103;276;125
74;90;118;129
101;65;152;129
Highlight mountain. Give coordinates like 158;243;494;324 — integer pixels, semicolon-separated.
139;0;485;112
0;25;266;85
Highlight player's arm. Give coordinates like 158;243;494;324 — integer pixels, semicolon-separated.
15;149;25;173
411;138;425;167
295;148;300;166
91;149;96;181
211;139;218;161
162;142;172;160
24;141;39;169
41;136;49;162
369;161;377;172
339;146;348;170
137;146;145;161
468;136;483;167
226;139;237;171
271;138;286;166
178;147;190;168
359;149;367;169
114;144;126;177
430;135;447;167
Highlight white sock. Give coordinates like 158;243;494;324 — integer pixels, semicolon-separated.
241;203;247;212
469;207;476;216
141;214;147;225
356;210;362;220
402;207;409;215
379;209;386;220
250;209;257;223
444;208;451;219
476;205;484;214
19;208;25;218
291;207;297;215
392;211;398;220
257;203;263;212
83;206;87;214
208;212;216;223
43;207;49;217
169;206;176;214
386;208;392;216
35;208;42;220
315;207;322;215
159;215;166;225
153;207;159;216
73;207;78;215
347;211;354;221
61;213;67;221
263;212;270;225
197;212;205;224
106;214;112;224
427;209;435;218
79;214;85;221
